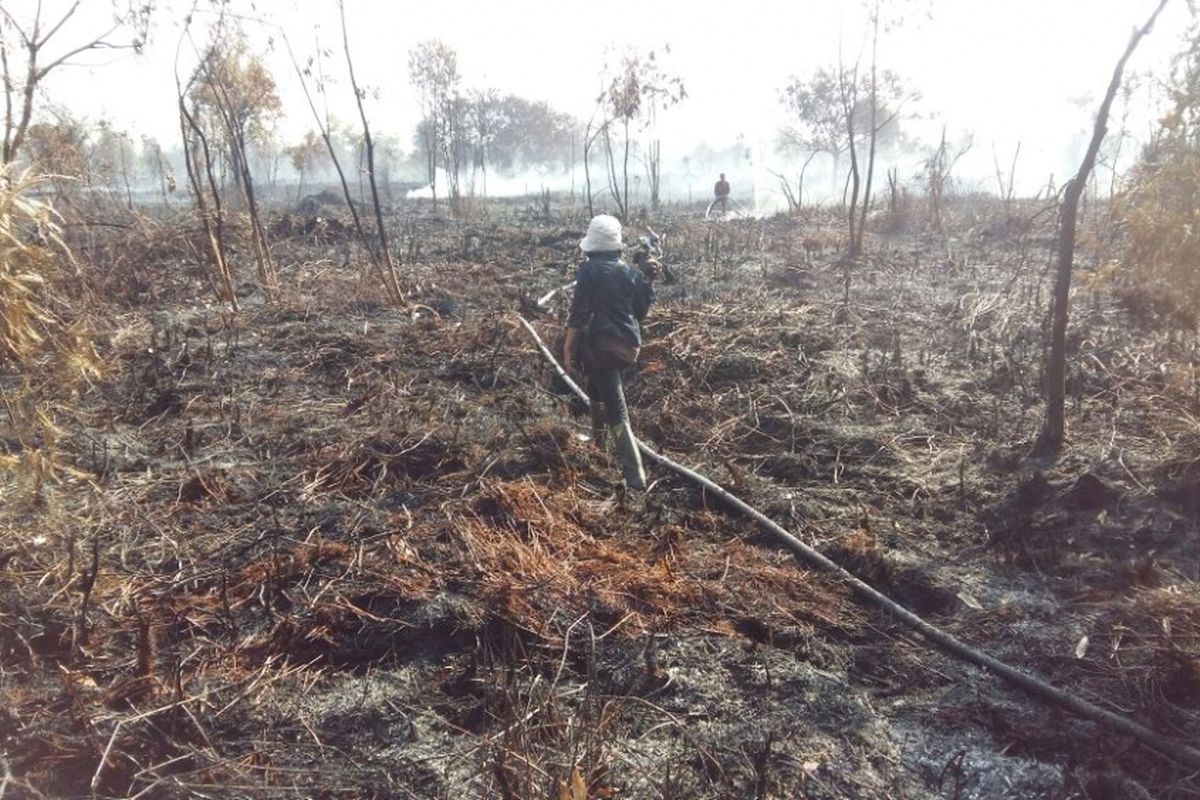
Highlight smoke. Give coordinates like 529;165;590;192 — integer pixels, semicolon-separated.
404;167;579;200
401;98;1159;218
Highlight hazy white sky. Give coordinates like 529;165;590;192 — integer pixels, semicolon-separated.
9;0;1195;193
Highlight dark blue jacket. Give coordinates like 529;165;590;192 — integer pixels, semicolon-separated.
567;252;654;347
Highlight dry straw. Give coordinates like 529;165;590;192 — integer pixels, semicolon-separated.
0;166;101;485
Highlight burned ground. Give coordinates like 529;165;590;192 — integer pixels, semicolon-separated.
1;201;1199;798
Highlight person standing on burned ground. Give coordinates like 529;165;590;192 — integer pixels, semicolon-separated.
564;214;657;490
713;172;731;214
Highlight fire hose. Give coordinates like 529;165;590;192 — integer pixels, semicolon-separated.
515;308;1200;772
705;196;752;220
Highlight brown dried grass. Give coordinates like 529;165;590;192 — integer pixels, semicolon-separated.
1095;587;1200;713
442;479;863;642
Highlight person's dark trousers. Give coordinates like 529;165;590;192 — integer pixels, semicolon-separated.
578;335;647;490
587;367;646;490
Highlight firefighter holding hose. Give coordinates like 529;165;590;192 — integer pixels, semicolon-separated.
713;173;731;214
563;214;656;490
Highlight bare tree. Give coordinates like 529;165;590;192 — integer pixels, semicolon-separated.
1;1;151;165
283;23;405;306
1035;0;1168;456
767;151;820;214
24;110;88;203
781;62;908;247
140;134;174;202
835;56;864;250
408;40;460;214
170;2;244;307
921;126;973;233
288;130;324;201
188;28;281;298
466;87;502;198
840;57;912;255
597;49;684;221
641;47;685;213
92;121;136;209
582;96;608;218
600;62;636;221
779;73;847;215
781;69;850;197
992;141;1022;206
337;0;404;304
176;50;236;309
854;0;924;254
857;6;881;254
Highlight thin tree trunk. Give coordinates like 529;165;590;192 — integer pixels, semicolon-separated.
1007;142;1022;205
585;126;595;217
204;68;276;298
283;29;398;303
178;96;236;310
603;125;621;216
856;10;881;254
4;36;38;165
846;133;860;254
1;36;14;163
798;149;819;212
426;114;439;213
622;118;631;221
339;0;404;305
1036;0;1168;456
844;66;861;256
120;143;133;211
231;122;276;297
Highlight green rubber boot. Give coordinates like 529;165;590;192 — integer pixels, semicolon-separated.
610;421;647;490
590;402;607;448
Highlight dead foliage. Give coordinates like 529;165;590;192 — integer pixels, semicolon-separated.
2;198;1200;796
437;479;863;642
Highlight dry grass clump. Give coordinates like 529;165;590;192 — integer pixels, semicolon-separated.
455;480;705;633
1;167;102;495
1116;126;1200;334
301;433;470;496
1082;587;1200;738
1;170;61;363
0;167;94;369
445;479;863;643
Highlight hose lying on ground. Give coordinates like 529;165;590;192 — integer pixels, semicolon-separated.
537;281;574;310
704;196;752;220
515;312;1200;772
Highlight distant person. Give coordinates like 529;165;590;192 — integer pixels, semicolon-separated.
564;214;656;490
713;173;731;214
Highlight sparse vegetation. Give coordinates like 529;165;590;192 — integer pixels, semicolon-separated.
1119;27;1200;335
3;2;1200;798
0;166;100;500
